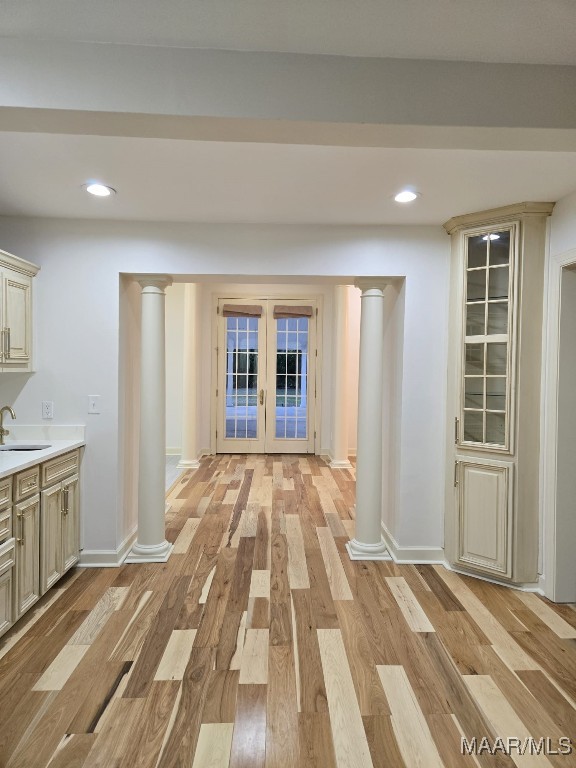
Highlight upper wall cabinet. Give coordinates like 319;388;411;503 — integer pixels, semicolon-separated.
0;250;40;373
444;202;554;585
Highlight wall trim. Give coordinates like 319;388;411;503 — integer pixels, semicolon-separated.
381;522;445;564
541;245;576;601
79;527;137;568
166;447;181;456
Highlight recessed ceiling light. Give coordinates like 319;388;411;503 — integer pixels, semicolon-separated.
84;183;116;197
482;233;500;241
394;189;419;203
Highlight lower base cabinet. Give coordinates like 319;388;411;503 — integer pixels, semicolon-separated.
0;539;15;634
14;494;40;618
41;474;80;594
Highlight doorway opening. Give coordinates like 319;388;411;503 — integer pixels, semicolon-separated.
215;297;318;453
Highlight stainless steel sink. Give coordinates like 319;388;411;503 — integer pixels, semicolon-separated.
0;444;52;451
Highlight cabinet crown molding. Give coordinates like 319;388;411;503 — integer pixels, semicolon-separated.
443;201;555;235
0;249;40;277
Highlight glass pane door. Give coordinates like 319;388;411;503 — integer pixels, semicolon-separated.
217;302;266;453
225;316;259;440
217;298;317;454
275;317;309;440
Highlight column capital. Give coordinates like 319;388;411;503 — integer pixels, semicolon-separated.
354;277;392;295
135;274;173;292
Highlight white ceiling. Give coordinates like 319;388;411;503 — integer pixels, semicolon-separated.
1;133;575;225
1;0;575;65
1;1;575;227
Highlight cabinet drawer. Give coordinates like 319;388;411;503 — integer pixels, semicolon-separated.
0;537;15;576
41;450;80;487
0;477;12;508
14;466;40;502
0;507;11;542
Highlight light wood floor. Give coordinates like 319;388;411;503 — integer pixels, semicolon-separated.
1;455;575;768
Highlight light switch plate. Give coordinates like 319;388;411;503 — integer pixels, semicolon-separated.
88;395;101;414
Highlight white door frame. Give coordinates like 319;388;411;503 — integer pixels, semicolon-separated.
541;246;576;601
210;290;323;455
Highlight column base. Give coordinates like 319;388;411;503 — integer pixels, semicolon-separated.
125;539;173;564
329;458;353;470
346;537;391;561
177;458;201;469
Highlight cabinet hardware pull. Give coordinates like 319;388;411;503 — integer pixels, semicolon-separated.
5;328;10;360
0;329;4;361
454;461;459;487
454;417;460;444
259;389;264;405
62;487;70;515
17;511;24;545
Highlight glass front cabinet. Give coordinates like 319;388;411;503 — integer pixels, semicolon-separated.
444;203;554;583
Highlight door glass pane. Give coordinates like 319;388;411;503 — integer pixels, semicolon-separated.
486;343;507;375
489;230;510;266
463;411;483;443
467;235;488;269
225;316;258;439
486;377;506;411
465;343;484;375
466;303;486;336
275;317;308;440
466;269;487;302
465;377;484;408
488;266;509;300
487;302;508;335
486;412;506;445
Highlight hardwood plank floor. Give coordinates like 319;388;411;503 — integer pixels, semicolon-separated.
1;454;575;767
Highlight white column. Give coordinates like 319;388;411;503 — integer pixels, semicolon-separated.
126;275;173;563
346;279;390;561
178;283;201;470
330;285;352;469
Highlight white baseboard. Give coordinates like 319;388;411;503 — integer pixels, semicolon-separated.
166;447;181;456
381;522;445;564
79;527;137;568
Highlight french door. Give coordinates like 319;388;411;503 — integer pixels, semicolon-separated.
216;298;317;453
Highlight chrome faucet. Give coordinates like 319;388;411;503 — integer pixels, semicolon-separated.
0;406;16;445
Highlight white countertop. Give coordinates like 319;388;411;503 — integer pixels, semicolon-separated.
0;439;85;479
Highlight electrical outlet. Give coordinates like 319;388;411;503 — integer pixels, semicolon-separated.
42;401;54;419
88;395;101;414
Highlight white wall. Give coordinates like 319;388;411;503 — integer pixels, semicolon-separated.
0;216;449;559
550;189;576;256
165;282;185;453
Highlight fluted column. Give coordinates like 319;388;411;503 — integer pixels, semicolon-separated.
346;279;390;561
126;275;173;563
178;283;201;470
330;285;353;469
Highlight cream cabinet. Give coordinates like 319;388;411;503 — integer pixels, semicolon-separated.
0;537;15;635
0;249;39;373
0;448;81;638
14;494;40;618
445;202;554;584
41;472;80;594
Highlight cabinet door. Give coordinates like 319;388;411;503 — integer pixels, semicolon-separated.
456;459;512;578
14;494;40;618
2;270;32;370
41;484;63;594
0;569;13;636
62;474;80;572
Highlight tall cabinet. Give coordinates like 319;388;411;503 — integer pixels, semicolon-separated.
444;202;554;584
